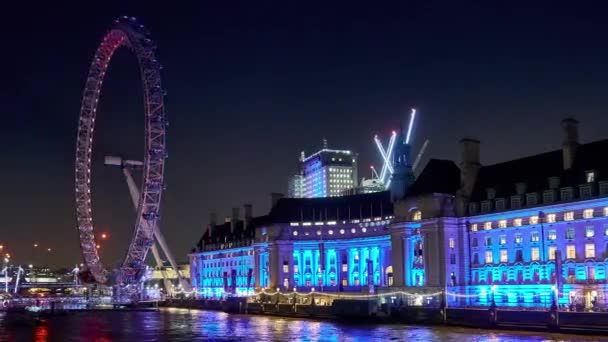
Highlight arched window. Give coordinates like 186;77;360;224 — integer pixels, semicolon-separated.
412;210;422;221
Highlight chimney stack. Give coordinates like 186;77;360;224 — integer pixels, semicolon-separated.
456;137;481;215
244;204;253;228
208;212;217;236
561;118;579;170
231;207;240;233
271;192;284;208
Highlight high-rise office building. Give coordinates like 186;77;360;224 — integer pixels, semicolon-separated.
287;174;304;198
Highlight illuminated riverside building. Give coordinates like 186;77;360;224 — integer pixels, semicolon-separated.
191;117;608;310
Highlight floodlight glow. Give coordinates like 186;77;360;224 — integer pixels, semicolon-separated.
405;108;416;145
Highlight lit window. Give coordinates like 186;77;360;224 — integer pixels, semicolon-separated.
529;216;539;225
583;209;594;219
293;231;298;236
548;230;557;240
586;226;595;238
586;171;596;183
500;250;508;263
513;218;522;227
412;210;422;221
294;265;299;273
566;245;576;259
564;211;574;221
449;238;455;249
604;207;608;217
471;224;478;232
515;233;523;244
342;264;347;272
585;243;596;258
484;222;492;230
339;229;345;234
548;246;557;260
531;247;540;261
485;236;492;246
546;214;556;223
283;264;289;273
498;220;507;228
530;231;540;242
485;251;493;264
499;235;507;245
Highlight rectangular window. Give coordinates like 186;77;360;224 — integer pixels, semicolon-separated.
498;220;507;228
495;198;505;211
566;245;576;259
515;250;523;262
484;222;492;230
342;264;348;272
605;224;608;236
586;226;595;238
485;251;493;264
471;223;478;232
500;249;508;263
513;218;522;227
549;246;557;260
543;190;555;204
561;187;573;201
485;237;492;246
529;215;539;225
583;209;594;219
283;263;289;273
585;243;596;258
530;231;540;242
526;193;538;206
586;171;596;183
548;230;557;240
564;211;574;221
515;233;523;244
531;247;540;261
450;253;456;264
566;228;575;239
499;235;507;245
511;196;522;209
449;238;455;249
546;214;556;223
481;201;491;213
580;184;592;199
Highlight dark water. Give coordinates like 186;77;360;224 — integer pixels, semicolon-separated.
0;308;604;341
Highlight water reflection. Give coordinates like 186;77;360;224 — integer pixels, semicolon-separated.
0;308;601;341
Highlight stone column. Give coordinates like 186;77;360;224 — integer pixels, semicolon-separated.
390;229;405;286
269;244;279;289
254;248;260;288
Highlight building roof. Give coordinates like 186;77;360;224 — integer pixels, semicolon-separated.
406;159;461;196
266;191;392;223
470;138;608;202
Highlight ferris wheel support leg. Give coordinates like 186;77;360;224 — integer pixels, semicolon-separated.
153;226;191;291
150;243;173;295
120;162;189;291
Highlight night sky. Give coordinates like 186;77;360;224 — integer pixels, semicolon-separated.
2;1;608;268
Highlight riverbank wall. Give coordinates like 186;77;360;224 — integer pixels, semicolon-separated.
164;298;608;334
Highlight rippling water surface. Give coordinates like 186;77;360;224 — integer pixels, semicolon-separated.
0;308;603;341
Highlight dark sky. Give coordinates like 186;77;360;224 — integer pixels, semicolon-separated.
2;1;608;268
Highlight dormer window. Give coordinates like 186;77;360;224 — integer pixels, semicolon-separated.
598;181;608;196
526;193;538;206
511;195;522;209
486;188;496;200
495;198;505;211
580;184;593;199
586;171;596;183
481;201;491;213
543;190;555;204
561;187;573;202
469;202;479;214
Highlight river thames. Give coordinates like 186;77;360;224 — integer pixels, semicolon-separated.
0;308;604;341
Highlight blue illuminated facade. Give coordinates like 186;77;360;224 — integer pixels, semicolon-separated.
190;117;608;311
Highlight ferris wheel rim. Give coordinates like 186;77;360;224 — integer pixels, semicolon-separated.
74;17;167;285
